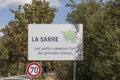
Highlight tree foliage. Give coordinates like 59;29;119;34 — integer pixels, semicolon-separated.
55;0;120;80
0;0;56;77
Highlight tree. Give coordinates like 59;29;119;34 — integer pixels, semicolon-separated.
55;0;120;80
0;38;9;77
1;0;56;76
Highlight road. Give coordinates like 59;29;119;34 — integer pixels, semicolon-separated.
1;75;31;80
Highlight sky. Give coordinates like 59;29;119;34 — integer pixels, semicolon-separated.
0;0;77;27
0;0;80;37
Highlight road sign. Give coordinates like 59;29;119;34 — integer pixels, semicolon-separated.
26;62;42;78
28;24;83;60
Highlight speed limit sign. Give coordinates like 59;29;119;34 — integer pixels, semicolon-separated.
26;62;42;78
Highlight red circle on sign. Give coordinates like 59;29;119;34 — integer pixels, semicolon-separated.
26;62;42;78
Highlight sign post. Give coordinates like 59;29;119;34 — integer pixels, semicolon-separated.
73;61;76;80
28;24;83;80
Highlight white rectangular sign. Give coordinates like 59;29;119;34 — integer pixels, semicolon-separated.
28;24;83;60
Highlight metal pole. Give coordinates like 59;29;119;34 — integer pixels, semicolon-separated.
73;61;76;80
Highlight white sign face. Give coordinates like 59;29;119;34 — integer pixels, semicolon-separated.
28;24;83;60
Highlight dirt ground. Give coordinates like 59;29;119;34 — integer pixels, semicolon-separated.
45;76;55;80
44;73;57;80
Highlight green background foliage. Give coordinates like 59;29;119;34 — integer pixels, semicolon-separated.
0;0;56;78
55;0;120;80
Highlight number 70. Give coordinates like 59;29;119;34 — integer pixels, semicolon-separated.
30;67;38;73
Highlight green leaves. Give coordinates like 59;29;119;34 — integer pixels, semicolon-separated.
0;0;57;77
56;0;120;80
